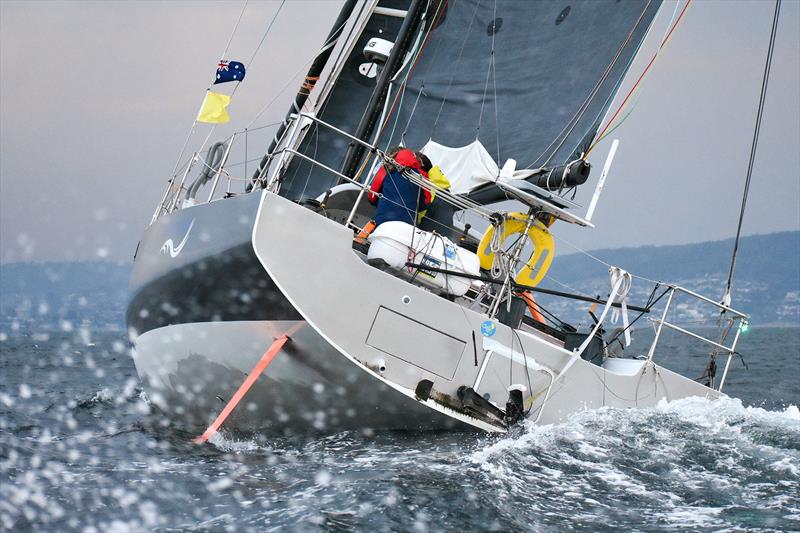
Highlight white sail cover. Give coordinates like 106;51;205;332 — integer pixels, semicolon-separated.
420;139;498;194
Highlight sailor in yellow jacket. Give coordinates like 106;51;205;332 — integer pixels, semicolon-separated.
416;152;457;239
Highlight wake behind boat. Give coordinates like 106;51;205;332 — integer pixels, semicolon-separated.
127;0;777;436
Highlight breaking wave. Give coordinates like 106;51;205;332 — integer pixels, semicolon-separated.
197;396;799;531
73;380;147;411
74;387;116;408
469;397;799;530
2;330;797;531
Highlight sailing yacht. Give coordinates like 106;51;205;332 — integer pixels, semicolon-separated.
127;0;761;435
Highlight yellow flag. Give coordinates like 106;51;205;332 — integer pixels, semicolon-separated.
197;91;231;124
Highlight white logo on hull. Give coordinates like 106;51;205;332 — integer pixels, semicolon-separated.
160;219;195;258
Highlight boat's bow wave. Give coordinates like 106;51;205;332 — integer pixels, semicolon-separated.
469;396;799;529
171;397;799;530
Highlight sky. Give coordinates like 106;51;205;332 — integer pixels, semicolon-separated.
0;0;798;264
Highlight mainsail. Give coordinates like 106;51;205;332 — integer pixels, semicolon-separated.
275;0;662;203
382;0;662;168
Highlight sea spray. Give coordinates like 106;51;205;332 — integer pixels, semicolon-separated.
1;331;798;531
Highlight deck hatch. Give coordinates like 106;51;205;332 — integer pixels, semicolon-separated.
366;306;466;380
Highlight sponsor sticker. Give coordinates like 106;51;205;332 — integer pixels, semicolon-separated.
418;255;441;279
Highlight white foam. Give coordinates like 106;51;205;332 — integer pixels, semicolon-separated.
466;393;800;531
207;432;269;453
472;396;800;466
654;396;800;430
663;506;724;528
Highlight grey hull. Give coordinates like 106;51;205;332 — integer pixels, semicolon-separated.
127;192;300;338
252;191;722;431
128;194;473;432
132;320;473;433
128;190;721;434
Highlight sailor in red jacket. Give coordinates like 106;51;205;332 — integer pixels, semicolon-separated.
358;147;431;237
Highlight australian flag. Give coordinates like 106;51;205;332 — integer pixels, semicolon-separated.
214;60;246;84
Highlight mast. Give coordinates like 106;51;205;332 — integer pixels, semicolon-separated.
249;0;358;190
339;0;427;180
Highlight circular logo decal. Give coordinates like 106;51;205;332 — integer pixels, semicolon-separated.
480;321;496;337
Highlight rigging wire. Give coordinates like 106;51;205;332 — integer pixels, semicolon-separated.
722;0;782;306
245;0;286;67
167;0;250;181
587;105;636;148
290;4;361;199
530;0;656;169
381;85;406;150
195;1;287;162
400;83;425;145
380;5;438;150
476;0;498;156
169;0;295;187
586;0;693;157
397;0;451;143
604;285;670;348
490;9;500;163
246;13;356;132
556;25;652;174
219;0;250;67
550;232;664;286
582;0;681;152
276;3;370;190
431;0;483;137
193;12;355;189
538;272;585;299
376;0;448;148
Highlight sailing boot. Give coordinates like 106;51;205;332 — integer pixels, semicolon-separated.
354;220;377;245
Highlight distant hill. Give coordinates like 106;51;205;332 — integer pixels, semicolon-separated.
0;261;131;332
538;231;799;326
0;231;797;332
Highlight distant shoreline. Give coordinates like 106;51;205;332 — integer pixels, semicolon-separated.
1;231;798;329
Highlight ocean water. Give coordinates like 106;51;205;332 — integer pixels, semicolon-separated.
0;328;798;532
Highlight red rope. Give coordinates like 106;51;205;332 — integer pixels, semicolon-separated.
193;334;290;444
